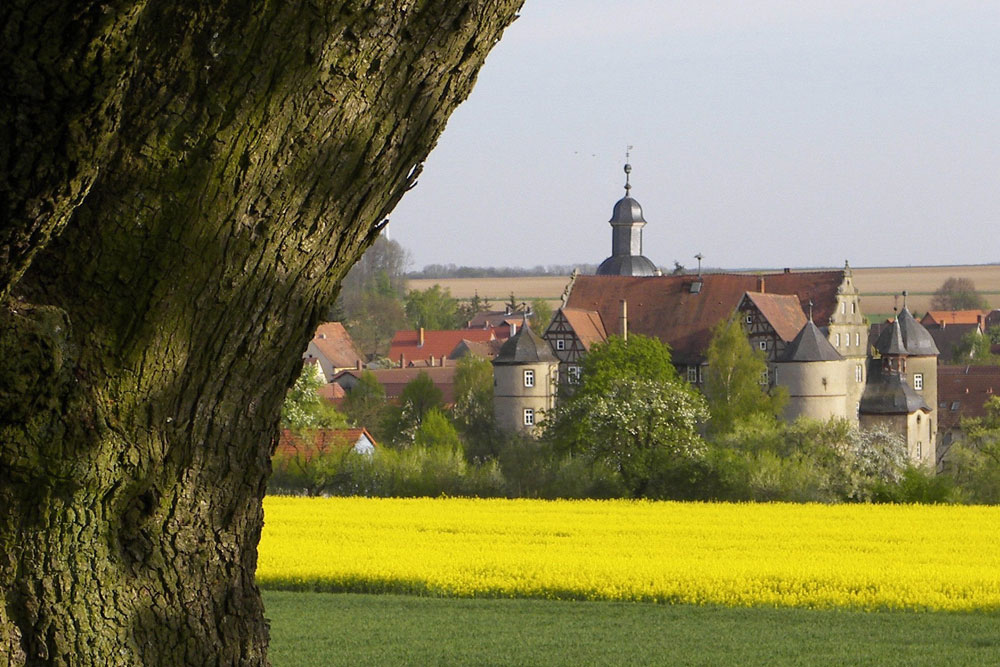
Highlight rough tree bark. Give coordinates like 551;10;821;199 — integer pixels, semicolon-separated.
0;1;522;663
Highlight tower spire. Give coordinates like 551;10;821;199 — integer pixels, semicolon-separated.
624;145;633;196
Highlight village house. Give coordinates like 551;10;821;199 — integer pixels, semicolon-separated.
303;322;365;382
387;327;501;368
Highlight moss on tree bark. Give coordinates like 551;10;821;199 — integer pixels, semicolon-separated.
0;1;523;663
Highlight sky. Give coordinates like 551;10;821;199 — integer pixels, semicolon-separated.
388;1;1000;272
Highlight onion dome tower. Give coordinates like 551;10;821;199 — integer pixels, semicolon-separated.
596;162;659;276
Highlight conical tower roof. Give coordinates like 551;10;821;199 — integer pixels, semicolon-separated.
492;320;558;365
780;319;843;362
896;307;940;356
874;318;908;356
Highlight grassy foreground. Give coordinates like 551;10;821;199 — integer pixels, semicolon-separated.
264;591;1000;666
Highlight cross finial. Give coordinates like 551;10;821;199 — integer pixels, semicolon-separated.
808;299;814;322
623;145;634;196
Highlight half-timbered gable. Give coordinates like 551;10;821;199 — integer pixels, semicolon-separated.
736;292;807;363
543;308;607;385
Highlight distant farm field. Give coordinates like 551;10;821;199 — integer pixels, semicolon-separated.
258;497;1000;612
406;264;1000;316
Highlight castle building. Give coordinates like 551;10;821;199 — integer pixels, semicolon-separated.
527;165;939;464
492;318;559;434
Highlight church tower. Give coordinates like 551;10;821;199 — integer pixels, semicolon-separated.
596;162;659;276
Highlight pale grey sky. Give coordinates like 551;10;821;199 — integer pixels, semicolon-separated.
389;1;1000;271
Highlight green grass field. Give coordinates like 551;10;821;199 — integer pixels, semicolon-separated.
264;591;1000;666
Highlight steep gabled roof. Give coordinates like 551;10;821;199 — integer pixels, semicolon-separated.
781;320;843;362
937;365;1000;431
742;292;807;342
275;428;378;459
928;323;981;362
309;322;364;369
565;271;845;364
559;308;608;351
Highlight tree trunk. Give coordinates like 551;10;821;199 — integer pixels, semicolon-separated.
0;1;522;663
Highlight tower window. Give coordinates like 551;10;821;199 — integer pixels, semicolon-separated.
523;408;534;426
914;373;923;391
524;369;534;387
834;333;840;346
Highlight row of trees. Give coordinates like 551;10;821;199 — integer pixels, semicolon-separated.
332;234;553;357
274;317;988;503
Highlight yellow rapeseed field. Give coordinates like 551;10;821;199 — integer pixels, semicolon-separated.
257;497;1000;611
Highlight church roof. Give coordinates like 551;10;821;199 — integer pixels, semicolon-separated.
780;320;843;362
565;270;846;365
596;254;659;277
493;322;558;365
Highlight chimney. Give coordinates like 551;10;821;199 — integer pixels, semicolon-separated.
418;327;425;347
783;268;791;274
399;353;405;368
356;359;362;371
620;299;628;341
758;276;765;293
442;356;447;367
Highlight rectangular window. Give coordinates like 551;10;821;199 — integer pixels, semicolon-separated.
855;365;863;383
555;339;565;351
523;408;534;426
855;332;860;346
759;369;769;385
524;369;534;387
844;334;849;347
745;314;753;324
687;366;698;383
851;302;856;314
568;366;581;384
841;301;846;314
758;341;767;350
917;441;922;459
914;373;923;391
834;333;840;346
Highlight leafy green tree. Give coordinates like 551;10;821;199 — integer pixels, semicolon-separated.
451;354;497;458
529;298;554;332
704;317;787;436
342;370;388;437
948;396;1000;503
414;408;463;450
931;277;990;310
384;371;444;446
405;284;461;329
280;365;348;431
951;329;995;364
545;335;708;496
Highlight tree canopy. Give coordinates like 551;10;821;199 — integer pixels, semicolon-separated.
704;317;787;436
931;277;990;311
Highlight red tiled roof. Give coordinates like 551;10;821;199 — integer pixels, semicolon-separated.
275;428;378;459
560;308;608;351
937;366;1000;431
336;366;457;405
388;328;498;366
743;292;807;342
921;310;990;327
308;322;364;369
318;382;347;402
565;271;845;364
449;338;505;360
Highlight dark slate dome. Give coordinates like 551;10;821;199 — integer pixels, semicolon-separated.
860;370;930;414
596;254;659;277
610;196;647;225
492;322;558;365
874;318;908;356
896;307;940;356
780;320;843;362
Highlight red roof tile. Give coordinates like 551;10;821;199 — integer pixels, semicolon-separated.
921;310;990;327
937;366;1000;431
559;308;608;351
743;292;807;342
566;271;845;364
275;428;378;459
336;366;457;405
307;322;364;369
388;328;498;366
